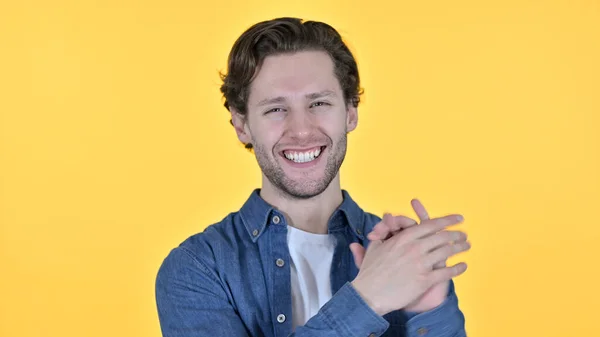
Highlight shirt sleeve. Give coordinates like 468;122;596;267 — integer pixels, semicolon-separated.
156;247;252;337
403;281;467;337
292;281;390;336
301;281;466;337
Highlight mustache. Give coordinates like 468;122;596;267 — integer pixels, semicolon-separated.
274;137;332;149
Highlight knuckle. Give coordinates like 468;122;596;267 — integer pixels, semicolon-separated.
445;266;457;278
448;234;460;244
443;245;456;256
375;222;387;230
429;233;446;246
452;264;463;275
387;221;400;231
450;241;467;252
442;230;465;242
438;231;453;241
434;220;450;230
434;245;452;260
442;215;460;226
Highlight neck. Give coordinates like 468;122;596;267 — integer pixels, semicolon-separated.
259;175;343;234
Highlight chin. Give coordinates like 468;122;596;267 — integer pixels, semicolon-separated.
257;142;342;199
275;176;333;199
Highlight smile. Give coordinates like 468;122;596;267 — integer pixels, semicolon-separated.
282;146;325;163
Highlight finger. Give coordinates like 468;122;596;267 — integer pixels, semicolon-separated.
388;215;418;232
424;241;471;267
399;214;464;242
432;260;446;269
419;230;467;253
367;214;417;240
428;262;468;285
411;199;430;222
367;213;395;240
349;243;366;268
426;230;467;269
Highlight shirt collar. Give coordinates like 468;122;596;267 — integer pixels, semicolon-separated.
239;189;366;242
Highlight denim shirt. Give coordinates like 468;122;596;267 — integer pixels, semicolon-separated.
155;189;466;337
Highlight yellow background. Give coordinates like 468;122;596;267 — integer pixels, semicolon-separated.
1;0;599;336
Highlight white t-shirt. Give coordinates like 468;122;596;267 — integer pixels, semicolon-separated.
286;225;335;331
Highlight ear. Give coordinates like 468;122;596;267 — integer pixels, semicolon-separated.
230;108;252;145
346;104;358;132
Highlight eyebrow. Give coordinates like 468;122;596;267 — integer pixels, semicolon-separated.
255;90;337;107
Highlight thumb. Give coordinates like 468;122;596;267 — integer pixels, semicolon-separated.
349;243;366;268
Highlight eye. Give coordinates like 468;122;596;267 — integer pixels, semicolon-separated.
310;101;331;108
264;107;284;115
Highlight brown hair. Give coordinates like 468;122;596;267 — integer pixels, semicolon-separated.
219;17;363;149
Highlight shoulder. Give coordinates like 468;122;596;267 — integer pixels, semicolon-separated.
156;212;246;283
181;212;243;256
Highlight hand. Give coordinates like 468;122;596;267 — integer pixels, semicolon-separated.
403;199;459;312
350;206;470;316
350;213;418;268
350;200;467;312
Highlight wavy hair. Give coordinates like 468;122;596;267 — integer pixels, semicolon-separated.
219;17;363;149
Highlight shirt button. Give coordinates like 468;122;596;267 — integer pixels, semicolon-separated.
417;327;428;335
272;215;281;224
276;314;286;323
356;229;362;235
252;229;259;236
276;258;285;267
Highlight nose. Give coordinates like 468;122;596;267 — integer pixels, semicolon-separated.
285;107;317;140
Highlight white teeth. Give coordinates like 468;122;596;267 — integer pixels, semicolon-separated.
284;148;323;163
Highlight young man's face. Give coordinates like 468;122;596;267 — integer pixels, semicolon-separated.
232;50;358;199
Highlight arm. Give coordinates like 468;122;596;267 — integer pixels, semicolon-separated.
156;248;390;337
299;281;466;337
402;281;466;337
354;202;469;337
155;247;251;336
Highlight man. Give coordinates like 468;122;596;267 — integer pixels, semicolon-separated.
156;17;470;337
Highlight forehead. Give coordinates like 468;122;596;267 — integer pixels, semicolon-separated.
248;50;342;105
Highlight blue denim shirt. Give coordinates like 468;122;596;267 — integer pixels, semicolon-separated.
155;189;466;337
